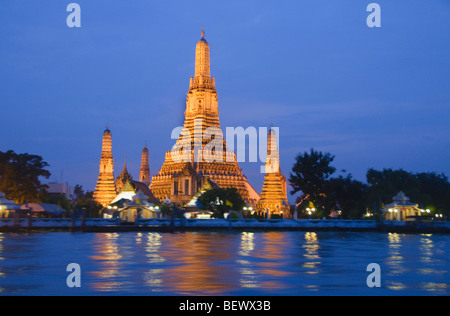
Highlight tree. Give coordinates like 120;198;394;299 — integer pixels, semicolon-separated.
367;168;450;216
415;172;450;214
196;187;246;218
74;190;103;218
289;148;336;212
324;174;369;219
0;150;51;203
73;184;85;202
366;168;421;207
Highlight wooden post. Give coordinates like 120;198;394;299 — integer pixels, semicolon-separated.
13;209;20;229
81;209;86;232
71;209;76;232
27;210;32;231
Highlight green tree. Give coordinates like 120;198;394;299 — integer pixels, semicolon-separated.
366;169;450;217
74;190;103;218
324;174;369;219
196;187;246;218
0;150;51;203
415;172;450;215
289;148;336;212
41;192;72;213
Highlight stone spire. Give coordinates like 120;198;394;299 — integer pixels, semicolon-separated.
265;127;281;174
257;128;289;217
93;127;117;207
139;145;150;185
195;26;211;79
185;27;219;127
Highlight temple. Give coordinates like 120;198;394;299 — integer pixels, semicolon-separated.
93;127;117;207
139;145;150;185
256;128;289;217
150;28;258;207
92;29;295;213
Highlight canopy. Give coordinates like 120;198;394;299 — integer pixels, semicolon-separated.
20;203;65;216
0;192;19;209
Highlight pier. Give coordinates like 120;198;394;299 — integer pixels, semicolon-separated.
1;217;449;234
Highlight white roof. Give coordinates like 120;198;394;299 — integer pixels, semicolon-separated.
0;192;19;209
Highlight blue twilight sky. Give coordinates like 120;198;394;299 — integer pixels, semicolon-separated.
0;1;449;202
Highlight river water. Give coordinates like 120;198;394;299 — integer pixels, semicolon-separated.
0;231;449;296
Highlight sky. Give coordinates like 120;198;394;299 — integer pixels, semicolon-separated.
1;1;449;203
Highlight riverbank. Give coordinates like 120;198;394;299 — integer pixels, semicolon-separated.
1;218;449;234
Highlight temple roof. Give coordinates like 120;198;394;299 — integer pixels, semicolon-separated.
385;191;419;208
117;162;132;181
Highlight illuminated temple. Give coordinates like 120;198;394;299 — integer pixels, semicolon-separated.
256;128;289;216
94;28;293;212
93;127;117;207
150;28;259;207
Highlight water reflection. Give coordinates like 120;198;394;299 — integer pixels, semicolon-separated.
145;233;164;264
419;234;434;264
418;234;449;293
143;233;164;291
302;232;321;275
237;232;259;289
387;233;406;274
386;233;407;291
0;231;448;295
89;233;124;292
160;232;236;295
0;233;4;292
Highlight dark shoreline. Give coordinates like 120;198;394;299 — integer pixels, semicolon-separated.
1;222;449;234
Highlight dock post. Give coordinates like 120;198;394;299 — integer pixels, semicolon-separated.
27;210;32;231
81;209;86;232
71;209;76;232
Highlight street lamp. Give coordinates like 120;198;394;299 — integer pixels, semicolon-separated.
306;207;316;218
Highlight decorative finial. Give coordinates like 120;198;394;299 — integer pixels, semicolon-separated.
201;26;205;38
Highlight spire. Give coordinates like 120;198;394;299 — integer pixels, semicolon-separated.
94;126;117;207
195;26;210;79
140;144;150;185
120;160;129;176
101;127;112;154
266;127;280;174
257;126;289;217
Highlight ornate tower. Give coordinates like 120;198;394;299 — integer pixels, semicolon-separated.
257;128;289;217
116;161;133;193
93;127;117;207
150;28;254;206
139;145;150;185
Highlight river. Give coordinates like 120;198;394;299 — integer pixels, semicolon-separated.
0;231;448;295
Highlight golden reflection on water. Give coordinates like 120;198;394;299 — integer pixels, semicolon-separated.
302;232;320;274
80;231;449;295
418;234;449;293
254;232;292;290
158;232;235;295
419;234;434;264
237;232;259;289
386;233;407;290
89;233;123;291
143;233;164;291
387;233;406;273
422;282;448;293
